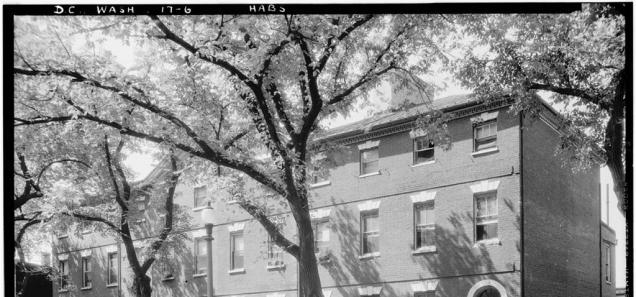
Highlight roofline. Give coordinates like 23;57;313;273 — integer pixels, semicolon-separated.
316;96;508;144
314;96;484;142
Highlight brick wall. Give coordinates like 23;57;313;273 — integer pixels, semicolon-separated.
54;105;522;297
521;115;601;297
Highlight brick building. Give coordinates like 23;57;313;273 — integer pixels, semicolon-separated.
52;94;615;297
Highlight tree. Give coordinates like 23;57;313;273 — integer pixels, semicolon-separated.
14;112;184;297
13;14;450;297
445;4;627;214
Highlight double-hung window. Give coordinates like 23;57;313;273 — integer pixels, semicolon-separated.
267;224;284;268
360;148;379;175
313;220;330;253
230;232;244;270
360;211;379;255
413;137;434;164
414;202;435;249
81;256;92;289
473;120;497;152
194;186;208;208
475;192;498;241
59;259;69;291
194;238;207;275
605;243;612;283
107;252;118;286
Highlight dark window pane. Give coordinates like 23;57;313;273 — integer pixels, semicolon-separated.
477;287;500;297
476;222;498;241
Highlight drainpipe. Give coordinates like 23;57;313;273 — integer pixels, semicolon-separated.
118;241;122;297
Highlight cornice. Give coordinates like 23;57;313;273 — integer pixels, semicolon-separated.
332;99;512;146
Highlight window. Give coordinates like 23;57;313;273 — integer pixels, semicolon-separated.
230;232;244;270
267;228;284;267
107;252;118;285
194;186;208;208
81;256;92;288
160;258;175;280
475;192;498;241
59;260;69;291
473;120;497;152
314;220;330;253
360;148;379;175
137;201;146;211
476;287;500;297
194;238;208;275
414;202;435;249
605;243;612;283
413;137;434;164
361;211;379;255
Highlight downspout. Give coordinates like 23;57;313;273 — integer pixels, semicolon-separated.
118;241;122;297
519;111;524;297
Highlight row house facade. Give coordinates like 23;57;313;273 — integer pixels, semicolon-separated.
52;94;615;297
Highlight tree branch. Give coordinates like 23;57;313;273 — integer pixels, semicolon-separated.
527;82;611;111
315;15;374;72
141;152;181;273
148;15;257;90
238;201;299;258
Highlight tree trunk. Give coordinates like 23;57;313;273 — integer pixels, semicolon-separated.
132;274;152;297
291;200;324;297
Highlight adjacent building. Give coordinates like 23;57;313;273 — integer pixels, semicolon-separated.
52;94;615;297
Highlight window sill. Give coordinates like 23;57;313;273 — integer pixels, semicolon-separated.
471;147;499;157
80;286;92;291
358;252;380;260
359;172;380;178
412;246;437;255
309;181;331;188
106;284;118;288
228;268;246;275
227;200;239;205
411;160;436;168
473;238;501;247
58;289;69;293
193;273;207;278
192;207;206;212
162;276;175;282
57;235;69;239
266;264;286;271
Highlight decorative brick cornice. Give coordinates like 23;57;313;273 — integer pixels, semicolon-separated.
333;99;512;146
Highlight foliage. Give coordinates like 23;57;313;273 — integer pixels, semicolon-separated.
444;4;627;213
13;14;456;297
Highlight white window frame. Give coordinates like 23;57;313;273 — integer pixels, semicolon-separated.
230;232;245;272
81;256;92;289
360;210;380;257
473;120;498;153
193;185;209;209
160;255;175;281
413;137;435;165
313;219;330;254
414;201;435;252
106;252;118;286
474;191;498;243
58;259;69;291
194;237;207;276
267;226;285;269
359;147;380;176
